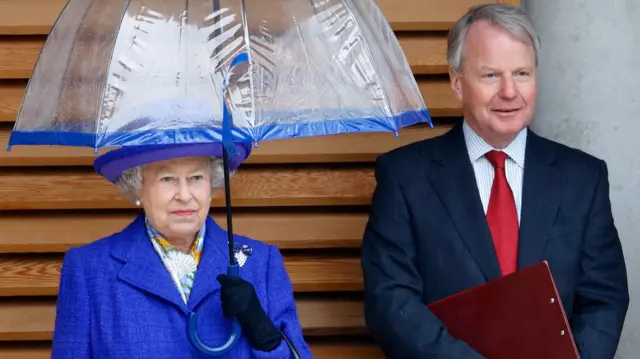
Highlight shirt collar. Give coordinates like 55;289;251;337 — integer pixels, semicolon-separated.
462;120;527;169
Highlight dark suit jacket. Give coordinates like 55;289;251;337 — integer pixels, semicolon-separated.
361;121;629;359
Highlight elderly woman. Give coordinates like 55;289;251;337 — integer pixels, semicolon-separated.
50;142;312;358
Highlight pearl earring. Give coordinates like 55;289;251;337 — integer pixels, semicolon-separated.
135;200;141;206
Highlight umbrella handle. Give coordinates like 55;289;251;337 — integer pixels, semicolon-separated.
186;264;242;355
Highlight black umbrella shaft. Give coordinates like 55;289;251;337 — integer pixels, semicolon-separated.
212;0;235;267
222;146;235;266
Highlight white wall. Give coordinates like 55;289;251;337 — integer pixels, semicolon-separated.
524;1;639;357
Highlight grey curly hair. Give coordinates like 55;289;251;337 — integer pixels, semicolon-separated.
447;3;540;73
115;156;229;202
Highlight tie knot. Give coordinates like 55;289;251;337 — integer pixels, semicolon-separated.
485;150;507;169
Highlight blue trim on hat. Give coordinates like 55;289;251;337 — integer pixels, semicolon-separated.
7;108;432;148
93;142;252;183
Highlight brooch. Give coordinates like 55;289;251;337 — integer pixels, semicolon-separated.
232;244;252;267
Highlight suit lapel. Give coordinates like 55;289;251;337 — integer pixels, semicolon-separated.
111;215;189;314
187;216;229;311
518;131;565;268
425;122;502;281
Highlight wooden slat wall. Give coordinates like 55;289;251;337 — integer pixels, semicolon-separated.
0;0;520;357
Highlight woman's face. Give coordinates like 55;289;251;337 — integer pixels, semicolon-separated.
138;156;212;242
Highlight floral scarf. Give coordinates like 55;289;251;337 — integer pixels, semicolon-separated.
145;218;205;304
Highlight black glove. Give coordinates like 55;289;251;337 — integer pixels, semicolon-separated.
217;274;282;351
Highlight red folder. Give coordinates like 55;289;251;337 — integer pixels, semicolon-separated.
427;261;580;358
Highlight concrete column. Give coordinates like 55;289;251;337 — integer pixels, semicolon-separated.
524;1;639;357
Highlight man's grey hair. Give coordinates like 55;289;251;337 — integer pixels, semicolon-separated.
447;4;540;73
115;156;228;202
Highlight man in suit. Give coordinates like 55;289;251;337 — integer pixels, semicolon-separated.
360;4;629;359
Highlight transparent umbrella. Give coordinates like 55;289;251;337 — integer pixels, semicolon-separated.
7;0;432;356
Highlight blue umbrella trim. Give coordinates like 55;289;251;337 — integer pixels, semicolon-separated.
7;108;433;149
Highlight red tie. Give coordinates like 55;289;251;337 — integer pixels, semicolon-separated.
485;150;519;276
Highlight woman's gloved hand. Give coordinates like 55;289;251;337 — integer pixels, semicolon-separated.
217;274;282;351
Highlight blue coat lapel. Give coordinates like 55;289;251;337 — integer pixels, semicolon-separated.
110;215;189;314
110;215;234;313
187;216;230;311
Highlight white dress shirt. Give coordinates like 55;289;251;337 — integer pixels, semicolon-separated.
462;121;527;224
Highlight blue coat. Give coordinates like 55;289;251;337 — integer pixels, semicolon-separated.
51;214;313;358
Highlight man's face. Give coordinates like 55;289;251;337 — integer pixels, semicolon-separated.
450;20;537;148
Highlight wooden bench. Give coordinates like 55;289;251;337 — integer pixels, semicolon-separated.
0;0;520;357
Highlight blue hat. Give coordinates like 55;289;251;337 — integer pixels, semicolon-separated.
94;142;252;184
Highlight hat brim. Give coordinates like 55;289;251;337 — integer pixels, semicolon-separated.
94;142;252;183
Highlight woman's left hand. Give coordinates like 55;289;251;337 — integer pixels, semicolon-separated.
217;274;282;351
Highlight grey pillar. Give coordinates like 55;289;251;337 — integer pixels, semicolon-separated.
525;1;639;357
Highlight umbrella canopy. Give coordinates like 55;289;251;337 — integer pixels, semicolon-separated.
8;0;431;150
